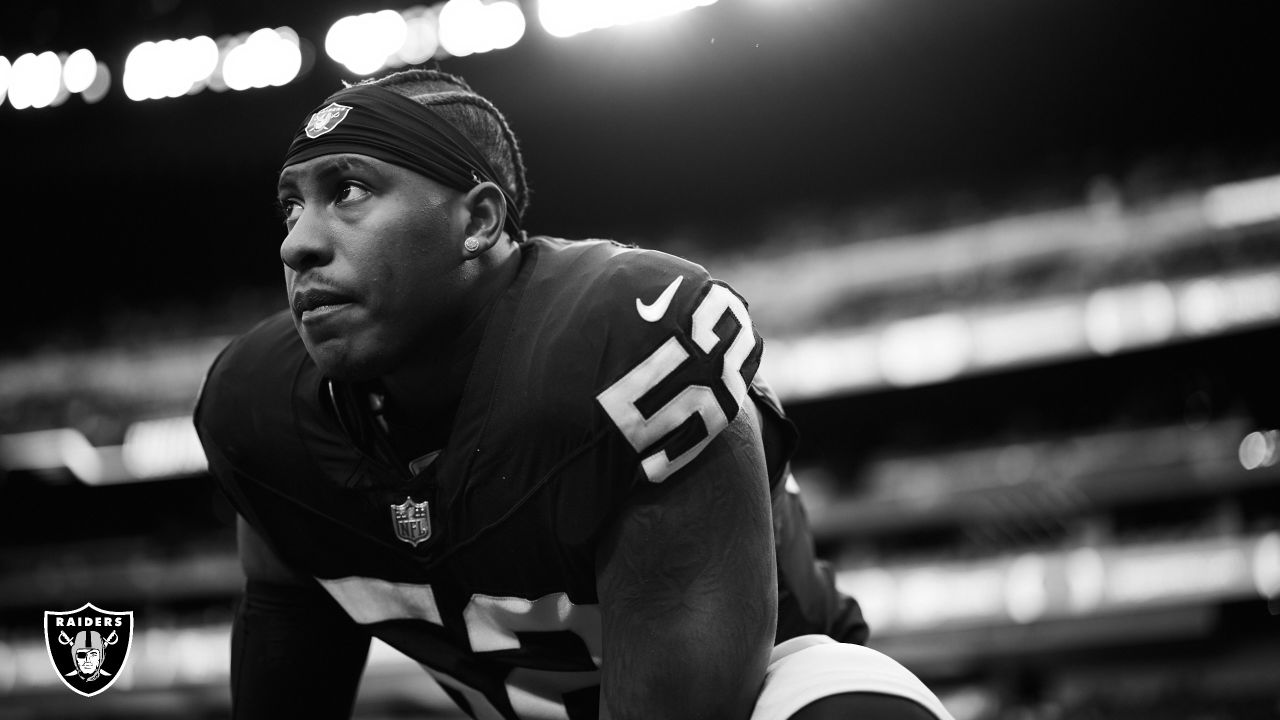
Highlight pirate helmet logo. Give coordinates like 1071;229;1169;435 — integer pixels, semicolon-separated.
44;603;134;697
304;102;352;138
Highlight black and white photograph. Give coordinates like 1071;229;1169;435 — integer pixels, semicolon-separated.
1;1;1278;718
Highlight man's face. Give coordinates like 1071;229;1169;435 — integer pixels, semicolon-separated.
276;154;470;380
76;647;102;675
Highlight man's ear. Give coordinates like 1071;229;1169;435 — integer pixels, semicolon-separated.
461;181;508;255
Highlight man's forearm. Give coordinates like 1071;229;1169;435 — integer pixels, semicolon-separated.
597;408;778;720
599;605;772;720
231;579;370;718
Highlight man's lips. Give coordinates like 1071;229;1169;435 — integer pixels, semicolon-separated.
292;287;356;316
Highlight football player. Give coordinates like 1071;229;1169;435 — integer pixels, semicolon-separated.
194;68;954;720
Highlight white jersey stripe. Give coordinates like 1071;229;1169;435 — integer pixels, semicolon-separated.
317;576;443;626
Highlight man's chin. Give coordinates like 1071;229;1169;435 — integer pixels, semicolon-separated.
313;353;383;383
302;337;386;382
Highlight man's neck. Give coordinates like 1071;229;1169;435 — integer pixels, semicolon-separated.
379;240;521;435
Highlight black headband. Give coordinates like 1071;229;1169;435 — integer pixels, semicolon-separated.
282;84;522;236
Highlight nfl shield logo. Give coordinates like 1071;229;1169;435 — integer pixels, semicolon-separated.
391;496;431;547
43;603;134;697
304;102;352;138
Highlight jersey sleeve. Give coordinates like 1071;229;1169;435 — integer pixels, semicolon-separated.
591;248;765;485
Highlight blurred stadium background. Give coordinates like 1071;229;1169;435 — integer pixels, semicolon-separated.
2;0;1279;718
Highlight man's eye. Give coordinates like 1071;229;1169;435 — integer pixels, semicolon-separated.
277;199;301;228
336;182;370;204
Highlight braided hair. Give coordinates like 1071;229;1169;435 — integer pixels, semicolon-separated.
354;68;531;239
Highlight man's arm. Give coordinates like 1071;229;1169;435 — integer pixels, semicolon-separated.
231;517;371;719
596;402;777;720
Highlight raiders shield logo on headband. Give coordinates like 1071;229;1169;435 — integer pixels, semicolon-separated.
305;102;352;138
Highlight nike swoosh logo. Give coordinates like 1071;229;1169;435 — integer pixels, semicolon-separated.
636;276;684;323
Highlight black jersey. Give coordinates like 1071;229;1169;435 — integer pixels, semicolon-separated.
195;237;866;720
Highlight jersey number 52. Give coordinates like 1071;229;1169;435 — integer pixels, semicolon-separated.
597;282;757;483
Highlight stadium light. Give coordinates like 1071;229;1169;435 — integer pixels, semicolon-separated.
222;28;302;91
326;10;409;76
81;64;111;104
836;534;1276;634
121;416;209;480
325;2;525;75
0;416;208;485
1257;532;1280;599
760;266;1280;402
61;49;97;94
398;6;443;64
1203;173;1280;229
4;0;736;109
1;49;107;110
877;312;972;387
7;51;64;110
1238;430;1279;471
438;0;526;57
123;35;218;100
539;0;718;39
0;428;103;483
124;29;296;101
1083;281;1178;356
0;56;10;106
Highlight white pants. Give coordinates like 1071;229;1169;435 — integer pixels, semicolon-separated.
751;636;955;720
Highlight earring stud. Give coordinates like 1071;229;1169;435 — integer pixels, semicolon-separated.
464;236;481;253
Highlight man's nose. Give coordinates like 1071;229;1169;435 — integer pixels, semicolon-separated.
280;212;333;272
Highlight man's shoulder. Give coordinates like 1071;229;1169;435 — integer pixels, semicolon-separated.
194;309;312;441
512;237;764;485
527;236;713;298
199;310;306;394
522;237;721;344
